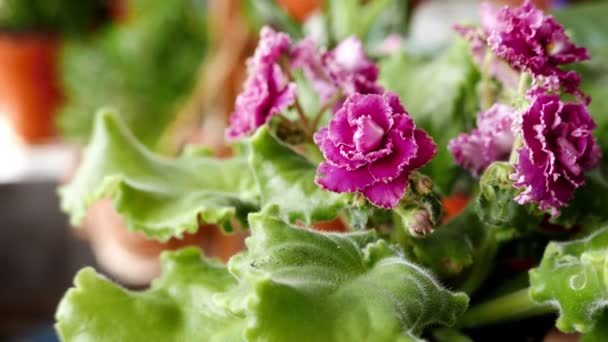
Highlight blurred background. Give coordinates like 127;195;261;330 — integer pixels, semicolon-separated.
0;0;604;341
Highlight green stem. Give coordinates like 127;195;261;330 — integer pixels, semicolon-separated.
480;50;494;111
458;288;555;329
279;58;312;137
459;230;499;295
509;134;523;164
311;92;342;132
517;73;530;98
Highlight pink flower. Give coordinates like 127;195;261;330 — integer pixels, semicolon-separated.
315;92;436;208
249;26;292;69
486;1;589;100
226;65;297;140
323;36;384;97
454;24;519;87
291;36;383;105
511;94;600;216
226;26;296;140
290;38;337;103
449;104;517;176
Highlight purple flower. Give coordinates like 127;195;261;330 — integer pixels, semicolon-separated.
314;92;436;208
226;65;296;140
291;36;383;105
226;27;296;140
485;1;589;98
454;24;519;88
323;36;384;97
249;26;292;69
449;104;517;176
511;94;601;215
291;38;337;103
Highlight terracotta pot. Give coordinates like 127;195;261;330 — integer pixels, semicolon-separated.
82;199;245;285
312;217;348;232
107;0;131;24
275;0;321;22
0;33;63;144
492;0;550;10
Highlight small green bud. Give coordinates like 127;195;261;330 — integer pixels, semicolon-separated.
274;118;307;144
477;161;541;232
410;173;434;196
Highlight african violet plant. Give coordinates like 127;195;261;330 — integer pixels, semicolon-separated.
56;1;608;341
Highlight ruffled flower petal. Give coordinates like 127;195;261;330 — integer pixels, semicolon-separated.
512;94;600;215
315;162;375;193
483;1;589;97
226;27;295;140
448;104;517;175
315;92;436;208
362;174;409;209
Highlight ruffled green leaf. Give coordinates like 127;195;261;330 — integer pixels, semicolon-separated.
56;208;468;341
529;226;608;335
233;208;469;341
55;248;245;341
249;127;349;224
60;110;258;241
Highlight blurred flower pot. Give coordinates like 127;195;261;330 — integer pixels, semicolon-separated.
493;0;550;10
0;33;63;144
82;199;245;285
275;0;321;22
107;0;130;24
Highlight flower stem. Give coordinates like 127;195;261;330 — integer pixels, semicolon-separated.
517;72;530;99
509;134;523;164
279;58;312;136
458;288;555;329
459;230;499;295
311;92;342;132
480;50;494;111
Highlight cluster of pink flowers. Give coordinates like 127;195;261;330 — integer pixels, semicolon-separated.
229;1;602;215
226;26;436;208
456;1;589;100
451;1;600;215
226;27;384;141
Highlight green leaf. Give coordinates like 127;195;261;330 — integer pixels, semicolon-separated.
233;208;469;341
60;110;258;241
58;0;208;149
327;0;358;41
582;312;608;342
529;226;608;334
551;169;608;231
379;40;479;192
56;208;468;341
477;162;541;237
249;127;349;224
0;0;104;33
55;248;245;341
555;3;608;55
396;204;490;279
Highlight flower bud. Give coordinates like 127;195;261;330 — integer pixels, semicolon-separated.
477;161;540;232
408;209;434;237
275;118;307;145
410;173;434;196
